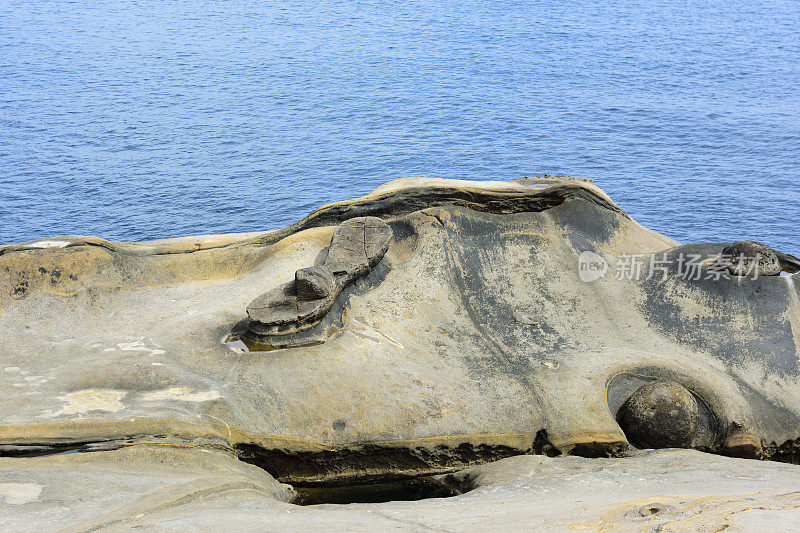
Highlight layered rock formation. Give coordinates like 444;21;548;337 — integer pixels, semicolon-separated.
2;447;800;531
2;176;800;529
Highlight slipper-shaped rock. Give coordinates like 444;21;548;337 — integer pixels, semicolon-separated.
247;216;393;336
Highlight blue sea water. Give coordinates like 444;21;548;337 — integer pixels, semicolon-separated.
1;1;798;255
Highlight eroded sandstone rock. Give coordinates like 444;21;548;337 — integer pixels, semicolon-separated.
617;380;699;449
717;240;800;277
1;175;800;489
3;448;800;531
245;216;392;340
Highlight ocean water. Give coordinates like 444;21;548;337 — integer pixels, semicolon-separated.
1;1;798;256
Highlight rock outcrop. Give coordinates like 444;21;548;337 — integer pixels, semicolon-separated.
2;175;800;528
246;216;392;342
2;447;800;531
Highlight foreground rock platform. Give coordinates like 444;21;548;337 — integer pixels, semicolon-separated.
2;447;799;531
2;175;800;528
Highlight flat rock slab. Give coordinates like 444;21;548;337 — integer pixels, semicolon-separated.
0;445;290;532
2;447;799;531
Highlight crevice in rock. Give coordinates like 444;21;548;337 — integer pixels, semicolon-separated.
233;442;527;486
0;436;233;458
12;426;800;502
532;429;562;457
289;474;473;506
764;438;800;464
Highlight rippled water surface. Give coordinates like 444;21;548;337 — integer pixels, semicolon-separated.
1;1;798;255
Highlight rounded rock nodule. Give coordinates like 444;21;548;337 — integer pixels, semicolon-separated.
721;240;781;277
616;380;699;449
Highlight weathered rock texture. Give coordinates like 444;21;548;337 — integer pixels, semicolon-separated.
246;216;392;340
2;175;800;528
2;447;800;531
616;380;700;449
